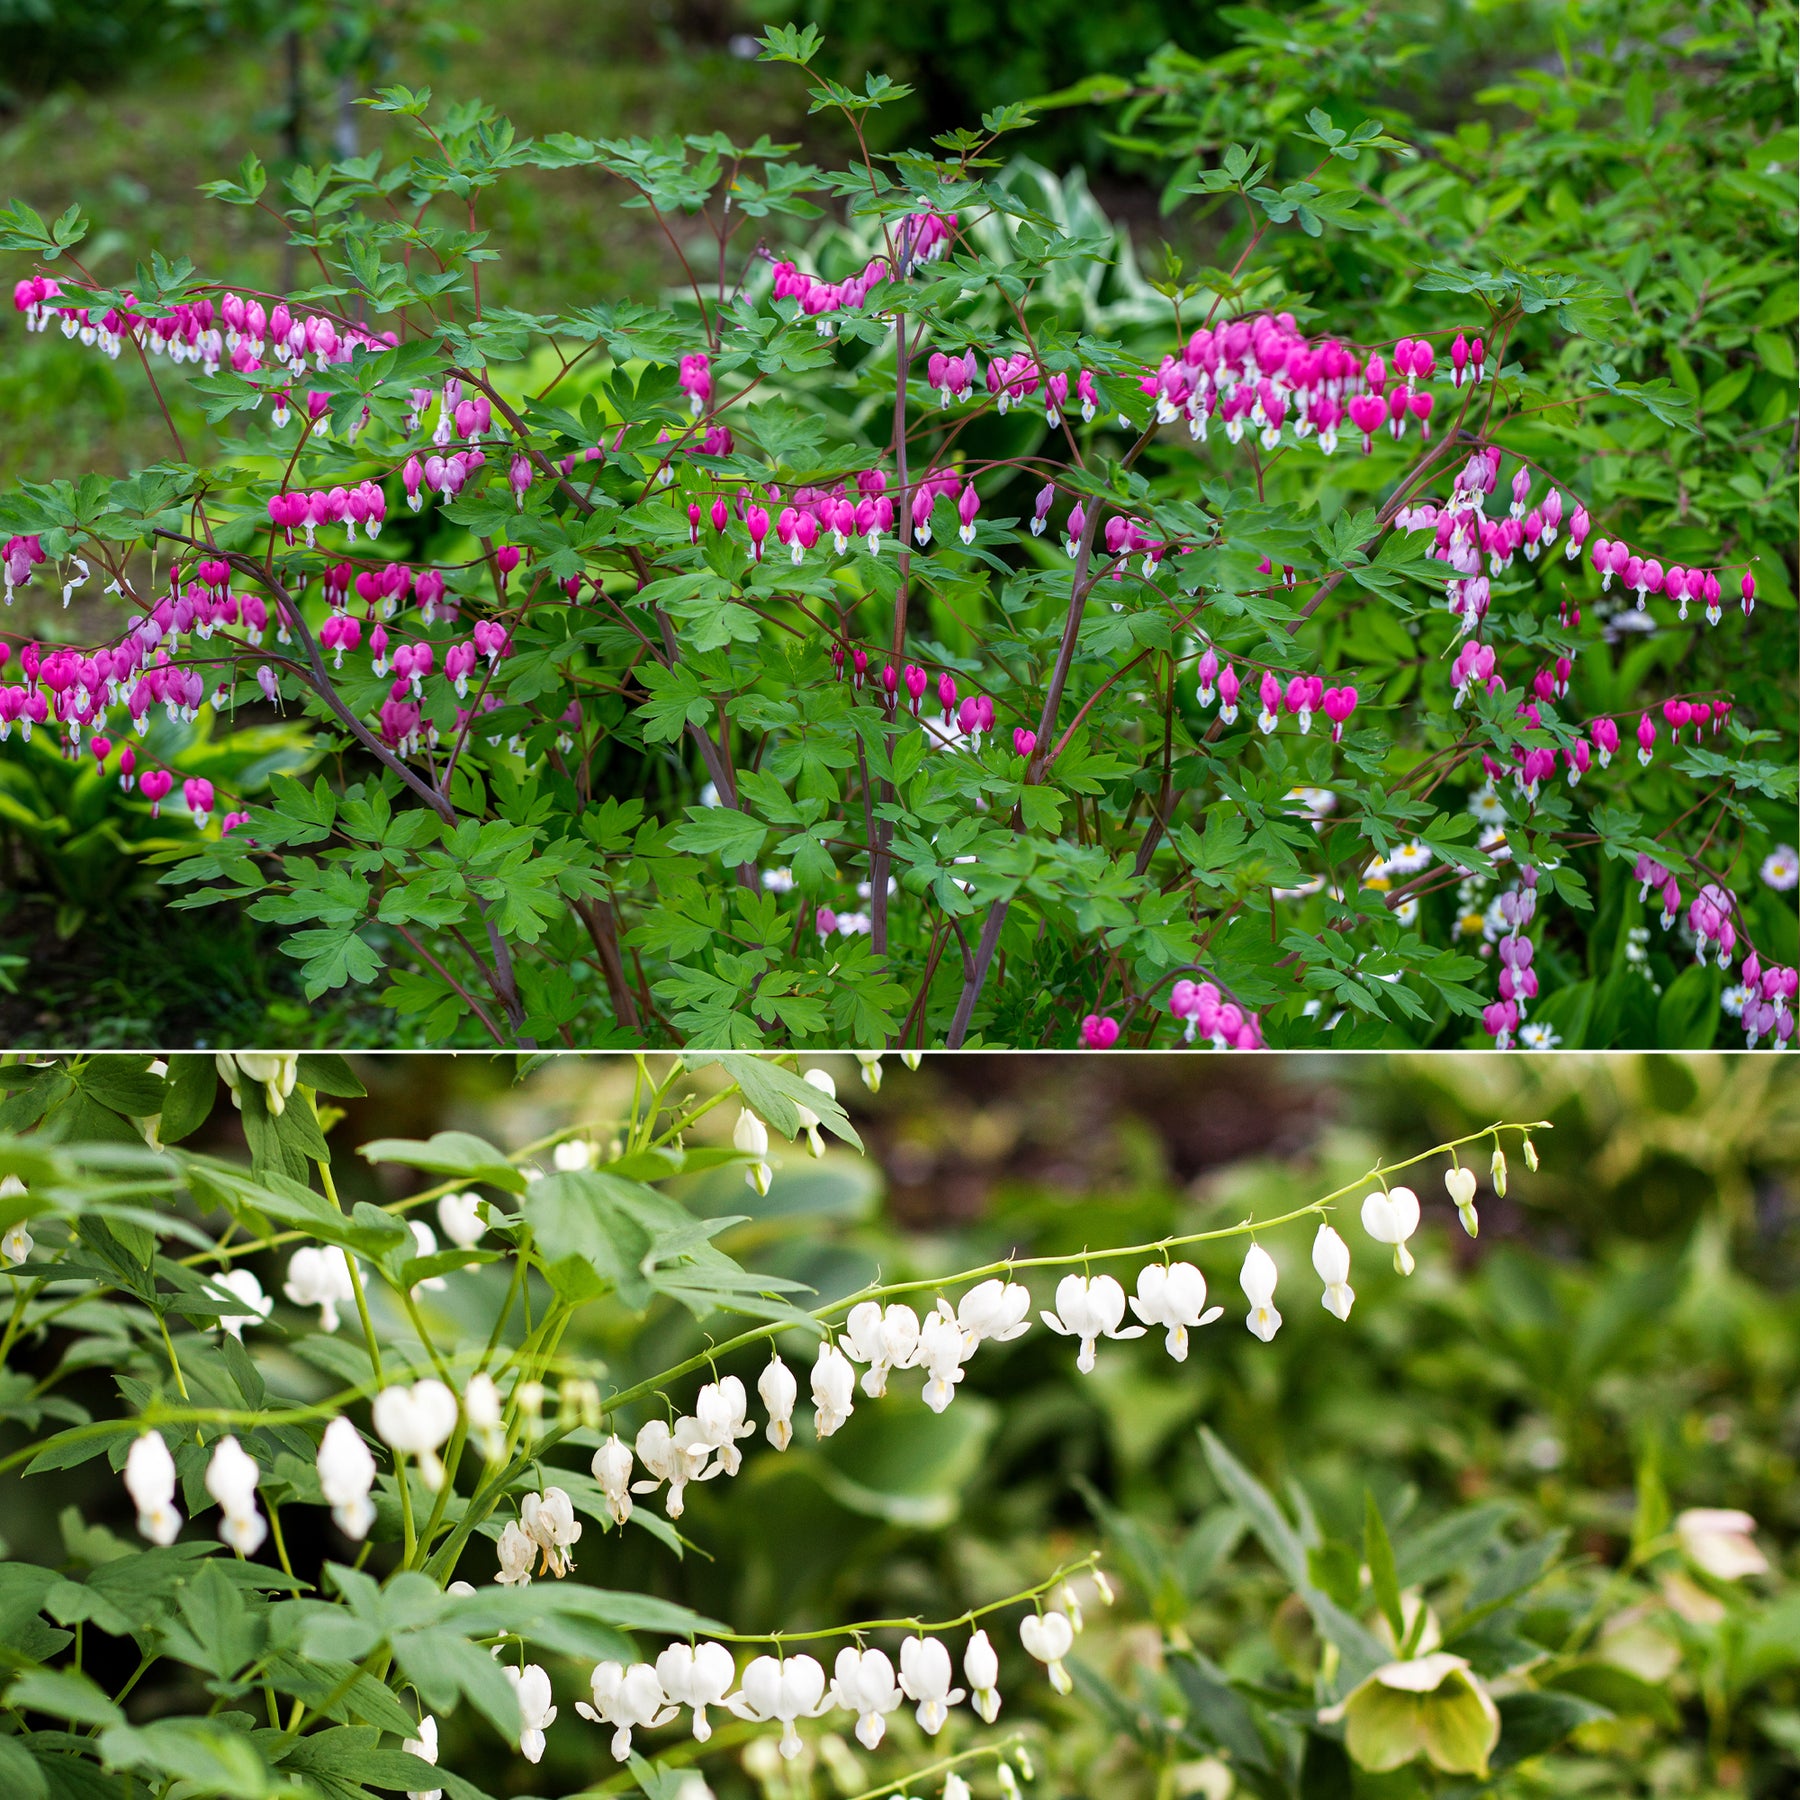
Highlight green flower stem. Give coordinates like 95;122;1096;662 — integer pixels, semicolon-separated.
703;1553;1100;1646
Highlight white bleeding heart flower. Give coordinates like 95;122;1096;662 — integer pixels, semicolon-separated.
728;1653;829;1758
1128;1261;1223;1360
1040;1273;1144;1372
578;1660;672;1760
758;1354;797;1450
463;1373;505;1462
406;1219;447;1295
964;1628;1002;1722
520;1486;582;1577
283;1244;355;1333
204;1435;267;1556
831;1645;902;1748
403;1713;440;1800
1361;1186;1422;1275
591;1434;634;1526
692;1375;756;1475
734;1109;773;1197
207;1267;273;1339
1311;1225;1355;1322
495;1518;536;1585
795;1067;836;1157
509;1662;557;1763
631;1417;711;1518
811;1340;856;1437
371;1379;459;1490
1445;1165;1479;1236
843;1300;921;1397
655;1641;736;1740
436;1189;487;1250
125;1430;182;1546
915;1308;968;1413
1240;1244;1282;1342
898;1634;965;1735
316;1415;377;1540
1020;1610;1075;1694
955;1278;1032;1351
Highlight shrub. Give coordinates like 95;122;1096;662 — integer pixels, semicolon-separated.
0;19;1792;1048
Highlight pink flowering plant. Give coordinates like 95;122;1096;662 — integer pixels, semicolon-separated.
0;23;1792;1048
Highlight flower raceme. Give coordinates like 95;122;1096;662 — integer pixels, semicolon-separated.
76;1109;1543;1787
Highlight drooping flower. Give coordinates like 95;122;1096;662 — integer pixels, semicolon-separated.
843;1301;921;1397
578;1660;674;1760
207;1267;273;1339
954;1278;1032;1351
831;1645;903;1748
1019;1610;1075;1694
1128;1261;1223;1359
1444;1165;1479;1237
915;1306;969;1412
217;1052;299;1116
591;1434;634;1526
509;1662;558;1763
728;1653;829;1758
691;1376;756;1476
795;1068;836;1157
437;1190;487;1250
520;1486;583;1577
655;1641;736;1741
283;1244;355;1333
204;1434;267;1556
1310;1225;1354;1321
403;1714;441;1800
899;1634;965;1734
812;1340;856;1437
125;1430;182;1546
464;1373;506;1462
632;1417;710;1518
734;1110;773;1197
1239;1244;1282;1342
964;1629;1002;1723
758;1353;797;1449
1360;1186;1422;1275
1040;1273;1144;1373
317;1415;378;1540
371;1379;459;1490
495;1518;536;1585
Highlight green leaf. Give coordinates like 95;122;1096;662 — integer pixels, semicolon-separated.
0;1740;47;1800
1365;1491;1405;1643
6;1667;126;1728
359;1131;526;1193
693;1054;863;1149
160;1056;219;1142
99;1718;276;1797
667;806;769;865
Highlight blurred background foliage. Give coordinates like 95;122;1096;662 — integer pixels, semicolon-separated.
0;0;1792;1047
5;1051;1798;1796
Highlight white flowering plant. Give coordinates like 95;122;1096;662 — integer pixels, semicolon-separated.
0;1050;1650;1797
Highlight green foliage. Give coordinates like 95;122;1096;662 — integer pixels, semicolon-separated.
0;1;1792;1049
0;1052;1795;1799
